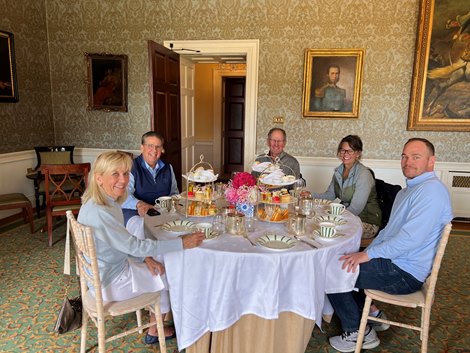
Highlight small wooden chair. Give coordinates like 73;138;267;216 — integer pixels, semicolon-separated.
355;223;452;353
66;211;167;353
0;193;34;233
26;146;75;218
41;163;90;246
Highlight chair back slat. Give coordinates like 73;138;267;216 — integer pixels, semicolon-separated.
422;223;452;303
66;211;105;316
42;163;90;206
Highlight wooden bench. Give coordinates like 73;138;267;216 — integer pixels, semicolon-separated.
0;193;34;233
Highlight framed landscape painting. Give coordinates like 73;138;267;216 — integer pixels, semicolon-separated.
85;53;128;112
408;0;470;131
0;30;19;103
302;48;364;119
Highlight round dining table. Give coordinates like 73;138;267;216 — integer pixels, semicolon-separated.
145;204;362;353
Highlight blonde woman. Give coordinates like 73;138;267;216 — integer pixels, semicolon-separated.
78;151;204;344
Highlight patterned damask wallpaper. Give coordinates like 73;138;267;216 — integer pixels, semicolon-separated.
0;0;54;153
1;0;469;163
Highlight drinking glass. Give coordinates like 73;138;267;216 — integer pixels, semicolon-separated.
246;217;257;232
295;178;306;197
264;204;275;219
212;214;225;234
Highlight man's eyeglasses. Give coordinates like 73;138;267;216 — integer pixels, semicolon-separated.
269;139;285;144
144;143;163;151
339;149;355;155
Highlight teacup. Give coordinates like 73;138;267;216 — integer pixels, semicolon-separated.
196;222;213;237
155;196;172;212
330;203;345;215
319;221;337;238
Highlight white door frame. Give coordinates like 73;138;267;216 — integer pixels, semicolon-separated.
213;67;246;173
163;39;259;170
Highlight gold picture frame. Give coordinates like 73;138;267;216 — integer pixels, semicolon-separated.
408;0;470;131
0;30;19;103
85;53;128;112
302;48;364;119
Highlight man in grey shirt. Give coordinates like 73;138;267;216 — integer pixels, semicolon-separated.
253;128;301;179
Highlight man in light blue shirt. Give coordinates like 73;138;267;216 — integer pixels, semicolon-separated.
122;131;179;223
326;138;453;352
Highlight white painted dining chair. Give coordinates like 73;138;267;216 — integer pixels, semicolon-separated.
66;211;167;353
354;223;452;353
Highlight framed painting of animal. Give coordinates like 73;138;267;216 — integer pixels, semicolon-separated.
408;0;470;131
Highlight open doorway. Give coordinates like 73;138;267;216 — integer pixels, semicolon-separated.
163;40;259;172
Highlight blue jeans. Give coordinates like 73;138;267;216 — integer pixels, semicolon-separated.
327;258;423;332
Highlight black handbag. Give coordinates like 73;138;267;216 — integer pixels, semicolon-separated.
54;293;82;334
54;219;82;334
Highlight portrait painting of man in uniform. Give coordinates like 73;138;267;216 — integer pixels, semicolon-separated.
302;49;364;119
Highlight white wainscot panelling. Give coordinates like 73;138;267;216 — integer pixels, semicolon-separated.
297;157;470;219
445;170;470;219
1;150;469;220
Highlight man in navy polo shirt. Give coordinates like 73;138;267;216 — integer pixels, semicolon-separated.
122;131;179;224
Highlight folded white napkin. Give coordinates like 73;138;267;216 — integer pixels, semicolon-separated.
251;161;280;173
183;169;218;182
260;169;285;184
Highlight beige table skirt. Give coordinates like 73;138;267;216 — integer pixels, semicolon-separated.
186;312;315;353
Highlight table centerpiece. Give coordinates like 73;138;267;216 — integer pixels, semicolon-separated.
224;172;260;217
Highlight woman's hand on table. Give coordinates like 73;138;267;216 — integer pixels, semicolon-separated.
144;257;165;276
182;231;205;249
137;201;154;216
339;251;370;273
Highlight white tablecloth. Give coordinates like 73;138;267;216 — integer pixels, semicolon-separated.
145;208;362;351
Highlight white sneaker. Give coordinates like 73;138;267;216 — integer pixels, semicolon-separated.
368;310;390;332
329;327;380;352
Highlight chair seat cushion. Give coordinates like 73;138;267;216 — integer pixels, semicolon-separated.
83;290;161;317
365;288;425;308
52;204;81;213
0;193;31;206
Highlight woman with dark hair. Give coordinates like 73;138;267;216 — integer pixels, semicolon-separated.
313;135;381;238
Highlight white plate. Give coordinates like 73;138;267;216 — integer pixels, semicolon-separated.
313;229;344;240
161;220;196;233
256;233;296;251
314;215;347;226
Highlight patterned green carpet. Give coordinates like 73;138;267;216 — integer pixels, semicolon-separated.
0;222;468;353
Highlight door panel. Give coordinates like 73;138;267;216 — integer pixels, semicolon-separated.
180;57;196;183
223;77;246;174
148;40;183;191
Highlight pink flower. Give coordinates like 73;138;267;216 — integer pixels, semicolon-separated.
231;172;256;189
224;172;259;205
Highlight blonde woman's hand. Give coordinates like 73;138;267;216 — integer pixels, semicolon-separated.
137;201;154;217
144;257;165;276
181;231;205;249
